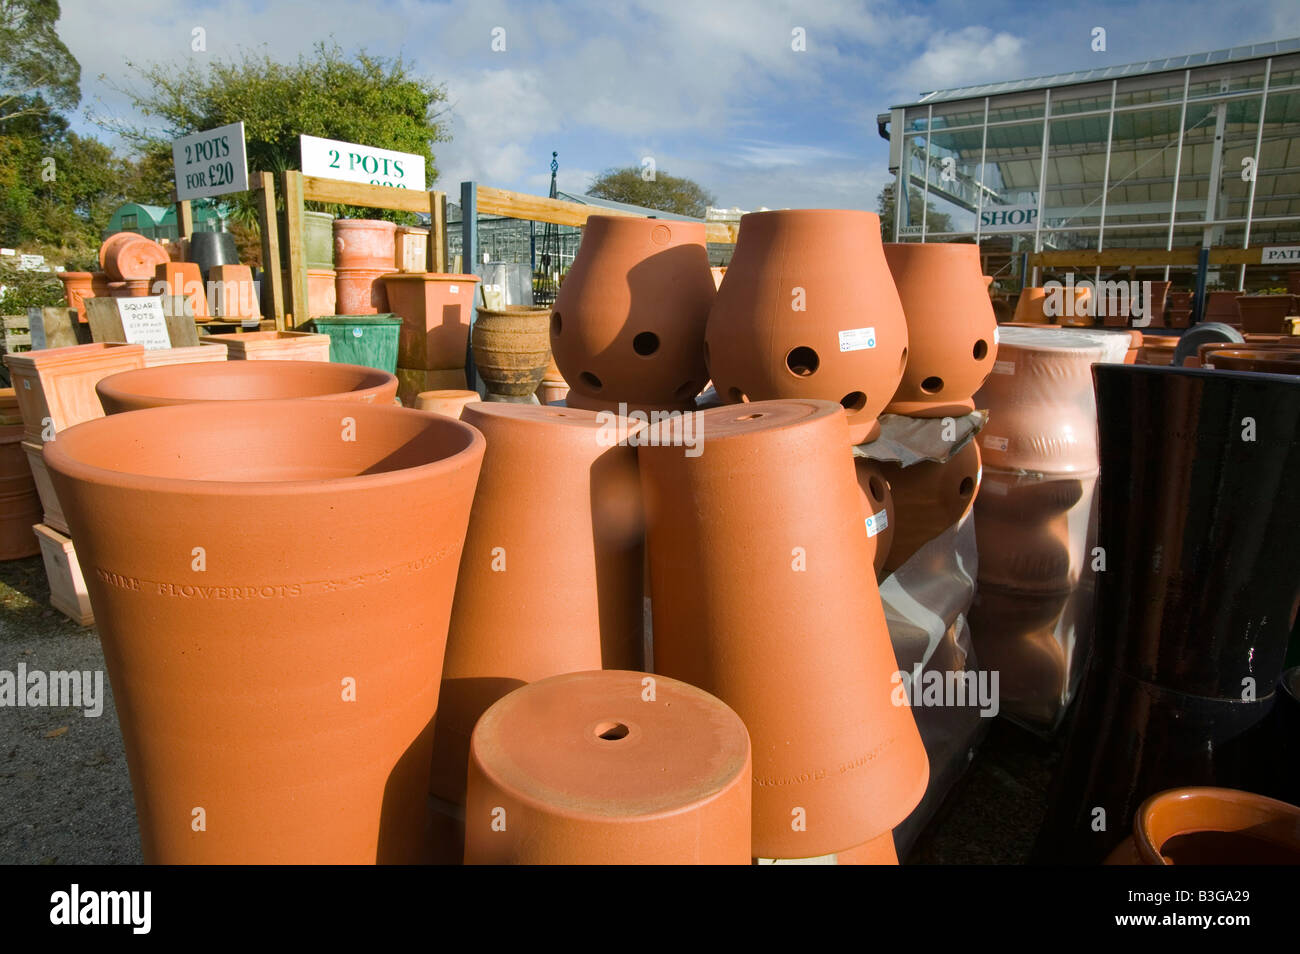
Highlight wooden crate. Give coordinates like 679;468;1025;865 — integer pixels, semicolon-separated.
1;315;32;355
22;440;67;534
34;523;94;626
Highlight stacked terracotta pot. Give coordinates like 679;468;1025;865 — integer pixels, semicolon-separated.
334;219;397;316
0;389;42;560
382;272;480;405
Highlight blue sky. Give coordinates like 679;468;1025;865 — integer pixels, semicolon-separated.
59;0;1300;212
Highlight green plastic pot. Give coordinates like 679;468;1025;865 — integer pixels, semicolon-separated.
305;315;403;374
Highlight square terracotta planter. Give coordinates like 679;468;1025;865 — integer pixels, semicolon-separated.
198;330;330;362
2;342;146;443
383;274;481;370
396;366;468;407
34;523;93;626
207;265;261;320
141;344;229;368
22;440;67;534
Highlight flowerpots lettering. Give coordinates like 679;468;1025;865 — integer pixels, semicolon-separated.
382;273;481;369
471;305;552;399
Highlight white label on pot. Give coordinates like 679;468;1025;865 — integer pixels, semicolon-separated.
983;435;1009;452
994;326;1000;344
118;297;172;350
448;285;459;294
838;327;876;352
993;360;1016;375
865;510;888;537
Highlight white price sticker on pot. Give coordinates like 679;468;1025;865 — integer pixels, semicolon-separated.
992;360;1016;375
983;435;1009;452
448;285;459;294
838;327;877;352
865;510;888;537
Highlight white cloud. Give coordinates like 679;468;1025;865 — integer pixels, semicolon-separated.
902;26;1027;94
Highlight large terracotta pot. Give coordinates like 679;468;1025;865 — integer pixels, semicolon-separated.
1012;287;1050;324
882;242;998;417
429;403;645;804
1236;295;1297;335
336;267;396;315
639;399;929;858
98;232;137;272
383;273;480;369
967;583;1072;728
104;235;169;281
153;261;208;318
96;360;397;413
306;268;337;319
705;210;909;444
333;219;397;270
1203;348;1300;375
551;215;714;412
3;342;146;443
875;440;981;575
463;670;752;865
975;470;1097;592
853;458;895;576
414;389;480;418
1105;787;1300;865
43;399;485;862
471;305;551;398
57;272;95;320
1205;290;1243;324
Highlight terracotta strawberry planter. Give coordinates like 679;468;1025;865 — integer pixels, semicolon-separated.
333;219;397;270
104;235;169;281
639;399;928;858
853;459;894;576
43;399;484;862
705;211;909;444
96;360;396;413
430;403;645;804
463;670;751;864
551;215;714;412
875;439;981;575
471;305;552;398
335;266;396;315
3;342;146;443
414;389;479;418
882;243;997;418
206;264;258;319
307;268;337;319
1105;787;1300;865
382;273;480;369
154;261;208;318
57;272;95;320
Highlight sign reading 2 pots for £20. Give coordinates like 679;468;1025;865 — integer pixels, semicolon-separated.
172;122;249;201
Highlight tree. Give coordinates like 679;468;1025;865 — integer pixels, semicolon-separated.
587;167;715;218
0;0;80;123
876;182;953;238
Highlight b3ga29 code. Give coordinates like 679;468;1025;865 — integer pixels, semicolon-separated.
1198;891;1249;902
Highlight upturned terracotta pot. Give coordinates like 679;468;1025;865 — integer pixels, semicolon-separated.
429;403;645;804
875;439;981;575
471;305;552;398
382;273;480;369
705;210;909;444
551;215;714;412
639;399;929;858
307;268;337;319
104;235;169;282
43;399;484;863
96;360;397;413
833;831;899;865
1204;348;1300;375
1105;787;1300;865
464;670;751;864
336;267;396;315
98;232;137;272
853;458;895;576
333;219;397;270
153;261;208;318
57;272;95;320
882;243;998;418
414;389;480;418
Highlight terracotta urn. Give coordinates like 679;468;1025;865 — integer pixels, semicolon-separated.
333;219;397;270
414;389;480;418
307;268;337;319
471;305;552;398
153;261;208;318
853;458;895;576
335;266;396;315
551;215;714;413
882;242;998;418
1105;787;1300;865
639;399;929;858
1204;348;1300;375
382;273;481;369
96;360;397;413
429;403;645;804
43;399;484;862
104;235;169;281
875;439;981;575
56;272;95;320
705;211;909;444
463;670;751;865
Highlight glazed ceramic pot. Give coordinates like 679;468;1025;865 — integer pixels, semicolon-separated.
44;399;484;863
551;215;714;413
1204;349;1300;375
153;261;208;318
186;232;239;280
307;268;337;319
96;360;397;413
853;458;895;576
57;272;95;320
463;670;751;864
471;305;552;398
333;219;397;270
1105;787;1300;865
882;243;998;418
336;267;396;315
382;273;480;369
103;235;169;282
429;403;645;804
1237;295;1298;335
206;264;258;319
705;210;909;444
875;440;981;575
414;389;480;418
639;399;929;858
3;342;146;443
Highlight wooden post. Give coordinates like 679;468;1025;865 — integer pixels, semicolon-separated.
429;190;447;273
254;173;286;329
282;171;308;328
176;199;194;241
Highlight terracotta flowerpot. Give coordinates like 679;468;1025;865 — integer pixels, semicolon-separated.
395;367;467;407
96;360;396;413
153;261;208;318
967;583;1073;728
975;470;1097;592
335;267;396;315
1011;288;1050;324
44;399;484;862
705;211;909;444
57;272;95;320
429;403;645;804
538;379;569;405
875;439;981;575
853;458;895;576
98;232;137;273
551;215;714;413
639;399;928;858
1205;290;1243;323
1136;334;1177;366
833;831;899;865
109;279;152;298
198;330;330;362
414;389;480;418
333;219;397;270
471;305;551;398
1236;295;1298;335
206;264;259;319
140;344;228;368
0;401;41;559
1204;348;1300;375
382;273;480;369
104;235;169;281
882;243;998;418
2;342;146;443
464;670;751;865
307;268;337;318
1105;787;1300;865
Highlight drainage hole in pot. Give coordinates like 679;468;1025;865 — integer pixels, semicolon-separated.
594;721;630;741
737;413;765;421
785;346;819;377
840;391;867;412
899;348;908;372
920;375;944;394
728;387;750;403
580;371;603;391
633;332;659;356
869;476;886;501
551;312;562;336
959;477;974;496
973;339;988;360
